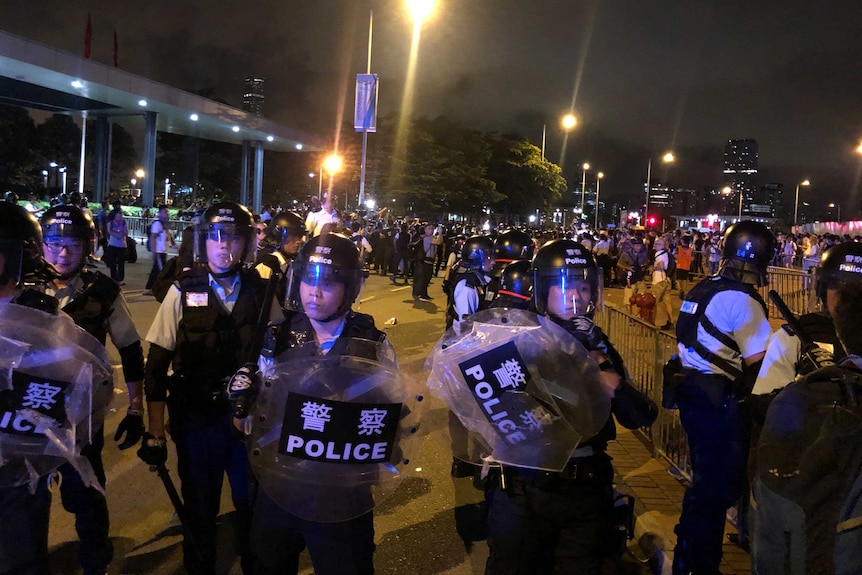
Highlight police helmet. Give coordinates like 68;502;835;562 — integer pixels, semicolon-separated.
41;205;97;257
461;235;495;271
532;239;602;320
261;211;306;250
286;233;364;321
492;229;535;277
195;201;255;268
0;202;54;286
717;220;774;287
498;260;533;303
815;242;862;303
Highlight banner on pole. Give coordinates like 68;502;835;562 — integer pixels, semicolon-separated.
354;74;379;133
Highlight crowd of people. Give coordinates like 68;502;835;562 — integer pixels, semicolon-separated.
1;190;861;575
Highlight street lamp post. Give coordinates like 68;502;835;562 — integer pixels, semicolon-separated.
738;186;744;219
60;167;67;197
829;202;841;222
542;114;577;163
580;163;590;214
645;152;674;227
165;178;170;206
594;172;604;230
357;9;374;209
793;179;811;228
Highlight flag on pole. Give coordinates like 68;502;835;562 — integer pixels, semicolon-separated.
84;13;92;59
113;27;118;67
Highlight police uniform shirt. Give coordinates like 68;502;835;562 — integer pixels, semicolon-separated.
45;276;141;350
146;273;281;352
452;274;489;331
254;251;289;280
753;327;834;395
678;290;772;377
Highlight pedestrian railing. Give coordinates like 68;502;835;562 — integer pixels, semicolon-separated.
124;216;192;241
594;304;692;480
760;265;811;318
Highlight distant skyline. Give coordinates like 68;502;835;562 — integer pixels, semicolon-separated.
3;0;862;208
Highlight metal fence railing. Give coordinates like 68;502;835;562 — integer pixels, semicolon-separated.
124;216;192;242
594;305;692;479
760;265;811;319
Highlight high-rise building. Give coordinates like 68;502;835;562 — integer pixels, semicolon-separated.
243;76;265;117
723;139;758;216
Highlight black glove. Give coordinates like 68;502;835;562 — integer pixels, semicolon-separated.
227;363;260;419
569;316;608;353
796;344;835;376
114;411;145;450
137;432;168;466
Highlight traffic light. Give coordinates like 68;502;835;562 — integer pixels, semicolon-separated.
648;216;656;226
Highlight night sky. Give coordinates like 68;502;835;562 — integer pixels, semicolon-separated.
4;0;862;204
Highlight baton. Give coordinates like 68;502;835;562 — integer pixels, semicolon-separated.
768;289;837;369
151;463;205;565
233;265;281;419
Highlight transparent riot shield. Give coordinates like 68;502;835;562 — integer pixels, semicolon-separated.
0;303;113;491
248;339;426;523
426;308;610;472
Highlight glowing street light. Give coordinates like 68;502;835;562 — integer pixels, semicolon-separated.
406;0;436;23
541;113;578;162
580;163;590;213
594;172;604;230
319;154;343;199
645;152;674;228
793;179;811;228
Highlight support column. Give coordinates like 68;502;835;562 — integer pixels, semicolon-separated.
240;140;251;206
142;111;157;208
93;116;109;202
253;141;264;215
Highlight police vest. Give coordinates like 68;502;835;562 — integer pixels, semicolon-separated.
446;269;491;328
270;311;386;361
173;268;266;385
677;276;767;380
61;270;120;345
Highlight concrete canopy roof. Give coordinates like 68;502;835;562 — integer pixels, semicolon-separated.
0;30;321;152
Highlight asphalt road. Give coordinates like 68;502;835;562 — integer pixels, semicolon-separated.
47;252;491;575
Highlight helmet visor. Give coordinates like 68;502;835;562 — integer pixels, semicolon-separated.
536;268;603;320
285;261;363;319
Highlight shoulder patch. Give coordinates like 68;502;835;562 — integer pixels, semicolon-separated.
680;300;698;315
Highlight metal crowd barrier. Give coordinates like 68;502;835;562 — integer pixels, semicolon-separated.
760;265;811;318
124;216;192;241
594;305;692;479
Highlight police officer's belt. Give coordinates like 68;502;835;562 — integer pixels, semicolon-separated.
489;446;601;487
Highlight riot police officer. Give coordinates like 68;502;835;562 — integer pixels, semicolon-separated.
446;235;495;332
0;203;67;574
487;229;535;304
40;204;146;575
671;221;774;575
753;240;861;395
254;210;306;309
229;232;388;575
489;259;533;310
138;202;279;575
483;239;656;574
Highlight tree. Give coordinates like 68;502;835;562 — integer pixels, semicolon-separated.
486;134;568;215
0;104;40;194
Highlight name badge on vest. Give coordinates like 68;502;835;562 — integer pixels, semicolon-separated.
185;291;209;307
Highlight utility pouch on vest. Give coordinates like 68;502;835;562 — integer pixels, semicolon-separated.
662;355;685;409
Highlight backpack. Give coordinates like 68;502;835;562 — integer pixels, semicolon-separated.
656;249;675;276
755;366;862;573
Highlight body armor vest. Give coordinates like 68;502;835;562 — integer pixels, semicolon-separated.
60;270;120;345
270;311;386;361
174;268;266;386
677;276;767;379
